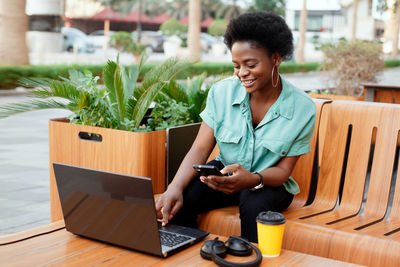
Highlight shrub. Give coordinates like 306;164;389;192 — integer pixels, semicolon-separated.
384;59;400;68
320;40;385;96
207;19;228;37
0;64;103;89
110;32;146;56
160;18;187;37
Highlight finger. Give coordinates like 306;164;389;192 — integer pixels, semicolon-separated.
155;199;163;219
221;164;240;175
169;201;182;221
199;175;207;183
161;203;171;226
210;175;228;184
202;177;220;188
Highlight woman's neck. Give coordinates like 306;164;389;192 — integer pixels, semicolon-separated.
250;82;282;105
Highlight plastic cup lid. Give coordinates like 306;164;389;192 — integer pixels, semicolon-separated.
256;211;286;225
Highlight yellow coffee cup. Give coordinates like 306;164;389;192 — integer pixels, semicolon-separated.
256;211;286;257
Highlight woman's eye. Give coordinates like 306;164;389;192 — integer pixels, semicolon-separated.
248;64;256;68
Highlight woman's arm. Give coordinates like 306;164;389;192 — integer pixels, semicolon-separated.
155;121;216;225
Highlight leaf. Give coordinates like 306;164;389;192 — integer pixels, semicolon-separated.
0;99;68;118
130;58;191;129
163;80;189;104
103;60;126;129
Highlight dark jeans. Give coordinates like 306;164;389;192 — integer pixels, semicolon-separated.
170;160;294;242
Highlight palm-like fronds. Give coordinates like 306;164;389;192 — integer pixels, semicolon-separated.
187;73;210;122
160;72;211;123
0;99;68;119
103;60;126;129
0;76;83;119
130;58;190;129
0;57;203;133
20;77;81;101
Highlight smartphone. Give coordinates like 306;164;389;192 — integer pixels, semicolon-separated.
193;164;223;176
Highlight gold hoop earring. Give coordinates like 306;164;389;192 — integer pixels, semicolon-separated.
271;65;279;88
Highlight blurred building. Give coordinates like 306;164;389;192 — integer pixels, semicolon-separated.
286;0;384;43
337;0;385;41
26;0;63;53
65;0;104;19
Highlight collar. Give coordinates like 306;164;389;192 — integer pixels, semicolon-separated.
274;77;294;120
231;76;295;120
232;76;247;105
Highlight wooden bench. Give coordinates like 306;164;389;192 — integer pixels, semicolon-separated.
197;100;400;267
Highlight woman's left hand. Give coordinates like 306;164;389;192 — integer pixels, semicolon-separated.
200;164;258;194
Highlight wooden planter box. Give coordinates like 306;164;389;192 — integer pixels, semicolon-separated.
49;118;166;221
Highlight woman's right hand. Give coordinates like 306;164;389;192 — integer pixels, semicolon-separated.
155;186;183;226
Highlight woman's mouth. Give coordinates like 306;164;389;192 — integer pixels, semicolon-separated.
241;79;256;88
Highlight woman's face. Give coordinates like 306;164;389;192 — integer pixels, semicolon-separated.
231;41;279;94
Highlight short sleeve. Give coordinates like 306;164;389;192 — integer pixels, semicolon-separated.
200;86;216;130
287;103;316;156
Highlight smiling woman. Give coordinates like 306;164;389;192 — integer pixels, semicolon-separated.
155;11;316;243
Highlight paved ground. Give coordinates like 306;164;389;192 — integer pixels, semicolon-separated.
0;67;399;236
0;95;71;235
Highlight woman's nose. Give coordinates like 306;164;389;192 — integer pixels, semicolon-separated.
238;67;249;77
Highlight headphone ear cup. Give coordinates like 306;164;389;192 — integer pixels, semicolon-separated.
225;236;252;257
200;238;226;260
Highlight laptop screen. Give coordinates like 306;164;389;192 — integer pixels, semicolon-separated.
53;163;163;256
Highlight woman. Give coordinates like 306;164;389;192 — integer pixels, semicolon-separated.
155;11;316;242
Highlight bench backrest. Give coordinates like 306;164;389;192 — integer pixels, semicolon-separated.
309;101;400;220
289;98;330;208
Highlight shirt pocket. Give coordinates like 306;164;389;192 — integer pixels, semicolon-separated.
216;126;244;164
261;139;291;157
217;126;242;144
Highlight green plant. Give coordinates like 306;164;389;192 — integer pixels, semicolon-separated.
147;99;193;130
207;19;228;37
110;32;132;51
160;18;188;48
110;31;146;56
321;40;385;96
0;57;191;132
160;18;187;37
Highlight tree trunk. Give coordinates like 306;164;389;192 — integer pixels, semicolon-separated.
392;0;400;59
351;0;359;40
295;0;307;63
136;0;142;43
0;0;29;65
188;0;201;62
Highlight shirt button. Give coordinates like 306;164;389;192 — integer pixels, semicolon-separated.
282;151;286;155
274;112;278;115
219;136;222;140
243;104;246;107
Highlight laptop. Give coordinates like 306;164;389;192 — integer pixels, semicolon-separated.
53;162;209;257
166;122;201;186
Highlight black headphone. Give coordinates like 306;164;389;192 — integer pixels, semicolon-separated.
200;235;262;267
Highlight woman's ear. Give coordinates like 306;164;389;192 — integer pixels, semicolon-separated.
272;53;282;66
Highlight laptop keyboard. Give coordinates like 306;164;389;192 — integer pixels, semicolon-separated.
159;230;191;248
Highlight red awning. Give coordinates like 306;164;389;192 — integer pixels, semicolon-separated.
201;17;215;28
152;13;171;25
90;7;123;22
125;10;153;24
179;16;189;25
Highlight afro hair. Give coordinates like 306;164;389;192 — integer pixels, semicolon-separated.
224;11;294;61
